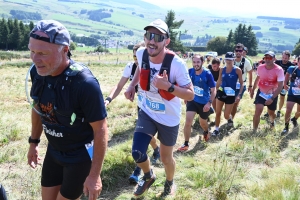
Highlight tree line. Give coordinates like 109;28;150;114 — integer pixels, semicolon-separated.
0;18;34;50
207;24;258;56
10;10;42;21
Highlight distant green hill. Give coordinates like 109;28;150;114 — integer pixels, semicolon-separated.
0;0;299;52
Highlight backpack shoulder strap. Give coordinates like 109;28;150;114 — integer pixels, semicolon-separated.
130;62;137;81
159;51;175;81
141;49;150;70
64;62;87;77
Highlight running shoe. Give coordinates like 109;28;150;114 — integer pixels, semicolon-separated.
291;117;298;127
281;125;289;136
177;144;189;152
276;111;281;118
0;184;8;200
211;129;219;136
263;112;269;119
151;149;160;164
227;119;234;128
270;121;275;129
133;171;156;197
156;181;177;198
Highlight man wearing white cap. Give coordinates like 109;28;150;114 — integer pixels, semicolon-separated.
125;19;194;198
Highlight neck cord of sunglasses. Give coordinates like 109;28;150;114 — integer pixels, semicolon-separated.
25;64;45;117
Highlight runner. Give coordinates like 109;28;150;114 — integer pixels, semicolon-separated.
251;51;284;131
27;20;108;200
207;58;221;114
242;46;254;67
177;54;216;152
124;19;194;198
231;43;253;124
282;57;300;134
264;50;294;118
104;42;160;184
212;52;243;136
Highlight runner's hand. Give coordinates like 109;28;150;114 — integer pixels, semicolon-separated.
265;99;273;106
27;144;41;169
248;87;252;93
124;85;136;102
235;96;241;103
153;70;170;90
203;103;210;112
104;100;110;107
284;85;289;90
83;175;102;200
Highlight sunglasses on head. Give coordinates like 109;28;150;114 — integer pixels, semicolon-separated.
144;32;167;42
264;56;273;60
235;49;243;52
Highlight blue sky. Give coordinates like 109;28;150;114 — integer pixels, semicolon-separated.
143;0;300;18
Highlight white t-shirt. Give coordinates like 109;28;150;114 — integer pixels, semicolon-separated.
235;57;252;82
122;62;135;79
136;47;191;126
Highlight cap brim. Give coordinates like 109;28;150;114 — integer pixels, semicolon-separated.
225;58;235;60
264;54;275;57
144;26;167;34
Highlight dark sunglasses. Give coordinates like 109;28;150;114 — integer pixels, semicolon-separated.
144;32;167;42
235;49;243;52
264;56;273;60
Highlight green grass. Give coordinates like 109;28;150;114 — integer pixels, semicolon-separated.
107;10;149;31
1;47;300;200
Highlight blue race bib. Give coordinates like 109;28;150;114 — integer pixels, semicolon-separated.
224;87;235;96
194;86;204;96
145;96;166;114
85;140;94;160
259;91;273;100
292;87;300;95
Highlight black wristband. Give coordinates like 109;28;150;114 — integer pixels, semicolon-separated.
248;85;252;87
28;136;40;144
105;97;112;103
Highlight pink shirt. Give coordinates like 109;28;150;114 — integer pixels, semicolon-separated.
257;64;284;94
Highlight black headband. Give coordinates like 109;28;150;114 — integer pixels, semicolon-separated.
30;32;51;43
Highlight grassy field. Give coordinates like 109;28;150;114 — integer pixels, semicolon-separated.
0;51;300;199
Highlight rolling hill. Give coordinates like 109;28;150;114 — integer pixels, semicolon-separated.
0;0;299;51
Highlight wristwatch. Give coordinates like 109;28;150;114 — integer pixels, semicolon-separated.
167;84;175;93
28;136;40;144
208;99;213;103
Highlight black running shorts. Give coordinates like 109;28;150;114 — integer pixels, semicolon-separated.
287;95;300;104
216;90;235;104
41;146;92;199
254;89;278;111
186;100;209;120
